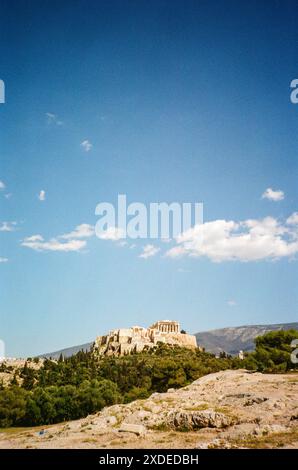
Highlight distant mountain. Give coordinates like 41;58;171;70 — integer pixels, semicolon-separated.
40;322;298;359
195;322;298;355
40;342;92;359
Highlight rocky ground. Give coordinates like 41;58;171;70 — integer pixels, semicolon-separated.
0;369;297;449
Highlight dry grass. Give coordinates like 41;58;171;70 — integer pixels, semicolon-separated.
229;429;298;449
184;403;209;411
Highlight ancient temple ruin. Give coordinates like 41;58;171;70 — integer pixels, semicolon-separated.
92;320;197;357
150;320;180;333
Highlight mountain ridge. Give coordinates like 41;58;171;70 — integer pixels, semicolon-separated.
195;322;298;355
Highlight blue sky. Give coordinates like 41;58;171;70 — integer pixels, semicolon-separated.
0;0;297;357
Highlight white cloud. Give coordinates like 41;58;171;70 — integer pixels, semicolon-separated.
262;187;284;201
21;223;95;253
0;180;5;190
287;212;298;225
0;257;8;263
97;227;125;241
21;235;86;252
4;193;12;199
60;223;94;240
38;190;46;201
165;213;298;263
80;140;92;152
0;221;17;232
139;244;160;259
227;300;237;307
24;235;44;242
46;112;63;126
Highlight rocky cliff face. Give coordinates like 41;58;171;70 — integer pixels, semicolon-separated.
92;324;197;357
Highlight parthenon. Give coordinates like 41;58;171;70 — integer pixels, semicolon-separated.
150;320;180;333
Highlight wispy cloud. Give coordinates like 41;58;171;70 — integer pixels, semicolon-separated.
21;235;86;252
262;187;284;201
166;213;298;262
0;257;8;263
21;223;95;253
59;223;94;240
80;140;92;152
46;112;63;126
23;235;43;242
227;299;237;307
139;244;160;259
96;226;125;241
38;190;46;201
287;212;298;225
0;221;17;232
0;181;12;199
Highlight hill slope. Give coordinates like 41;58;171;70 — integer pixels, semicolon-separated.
1;370;297;449
40;342;92;359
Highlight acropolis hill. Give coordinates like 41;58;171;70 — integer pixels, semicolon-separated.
92;320;198;357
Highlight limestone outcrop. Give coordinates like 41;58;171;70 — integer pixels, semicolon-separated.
2;370;297;448
166;410;234;430
92;320;198;357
